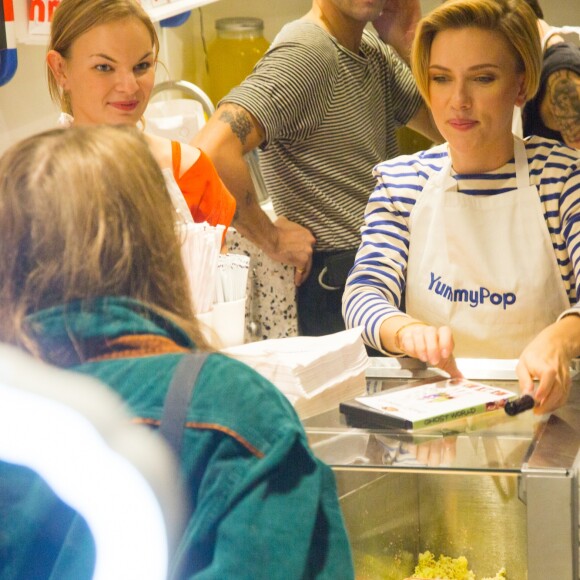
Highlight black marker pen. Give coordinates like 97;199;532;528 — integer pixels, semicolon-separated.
504;394;535;416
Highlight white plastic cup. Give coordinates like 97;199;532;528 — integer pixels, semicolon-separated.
211;298;246;348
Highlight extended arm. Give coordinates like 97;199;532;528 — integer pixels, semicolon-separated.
372;0;442;144
342;162;458;374
372;0;422;64
193;103;315;284
541;68;580;149
517;161;580;413
406;104;444;145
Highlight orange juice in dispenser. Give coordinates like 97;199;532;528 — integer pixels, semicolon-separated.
207;17;269;105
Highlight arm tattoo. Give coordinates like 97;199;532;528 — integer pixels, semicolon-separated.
218;108;254;146
547;69;580;146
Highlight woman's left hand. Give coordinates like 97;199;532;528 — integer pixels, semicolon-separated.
516;315;580;414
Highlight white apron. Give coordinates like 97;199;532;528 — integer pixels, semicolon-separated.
406;138;569;358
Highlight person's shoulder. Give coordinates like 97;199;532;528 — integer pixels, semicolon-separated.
544;41;580;63
360;29;410;70
195;352;302;436
267;20;341;70
177;142;203;174
273;20;338;52
374;144;448;176
542;41;580;80
524;135;580;168
143;132;173;170
234;20;340;105
360;29;390;56
144;133;203;179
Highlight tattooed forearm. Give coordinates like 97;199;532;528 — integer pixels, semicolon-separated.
218;108;253;146
547;69;580;147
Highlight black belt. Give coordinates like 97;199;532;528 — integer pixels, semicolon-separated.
313;249;358;291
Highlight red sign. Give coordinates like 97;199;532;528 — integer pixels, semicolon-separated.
28;0;61;34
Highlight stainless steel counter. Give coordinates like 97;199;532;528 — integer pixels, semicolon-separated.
303;358;580;579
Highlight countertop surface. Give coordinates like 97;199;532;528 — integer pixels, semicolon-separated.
303;357;580;474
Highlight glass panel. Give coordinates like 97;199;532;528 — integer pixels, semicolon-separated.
303;358;580;474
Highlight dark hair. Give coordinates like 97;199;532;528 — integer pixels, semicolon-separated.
522;0;543;19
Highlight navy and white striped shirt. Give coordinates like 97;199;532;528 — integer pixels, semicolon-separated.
224;21;424;251
343;136;580;352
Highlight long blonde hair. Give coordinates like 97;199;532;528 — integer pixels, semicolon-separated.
0;126;209;353
412;0;541;106
47;0;159;115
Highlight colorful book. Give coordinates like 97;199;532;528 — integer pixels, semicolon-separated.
339;377;517;431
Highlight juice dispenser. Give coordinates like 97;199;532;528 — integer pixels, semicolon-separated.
207;17;269;105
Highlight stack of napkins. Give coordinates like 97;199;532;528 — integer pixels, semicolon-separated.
222;327;369;418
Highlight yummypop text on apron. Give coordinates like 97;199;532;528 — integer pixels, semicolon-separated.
428;272;516;310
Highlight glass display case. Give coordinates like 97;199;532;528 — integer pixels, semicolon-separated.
303;358;580;579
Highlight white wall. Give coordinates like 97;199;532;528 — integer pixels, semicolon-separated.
0;0;577;153
0;43;57;152
155;0;311;97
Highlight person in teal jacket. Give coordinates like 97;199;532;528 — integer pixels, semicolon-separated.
0;125;354;579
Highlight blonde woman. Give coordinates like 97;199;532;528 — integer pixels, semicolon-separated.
46;0;235;229
0;125;352;578
343;0;580;415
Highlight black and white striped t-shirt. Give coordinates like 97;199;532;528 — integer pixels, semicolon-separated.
224;21;423;251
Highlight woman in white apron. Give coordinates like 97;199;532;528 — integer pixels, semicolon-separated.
343;0;580;415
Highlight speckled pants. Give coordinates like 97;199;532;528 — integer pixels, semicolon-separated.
226;228;298;341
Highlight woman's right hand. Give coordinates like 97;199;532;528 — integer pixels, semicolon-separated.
516;315;580;414
383;318;462;377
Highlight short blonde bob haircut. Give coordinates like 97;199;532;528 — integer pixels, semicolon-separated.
411;0;541;106
47;0;159;115
0;126;209;355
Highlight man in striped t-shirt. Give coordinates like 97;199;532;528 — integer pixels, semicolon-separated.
194;0;440;337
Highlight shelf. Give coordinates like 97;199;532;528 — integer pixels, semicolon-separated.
146;0;218;24
15;0;218;45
